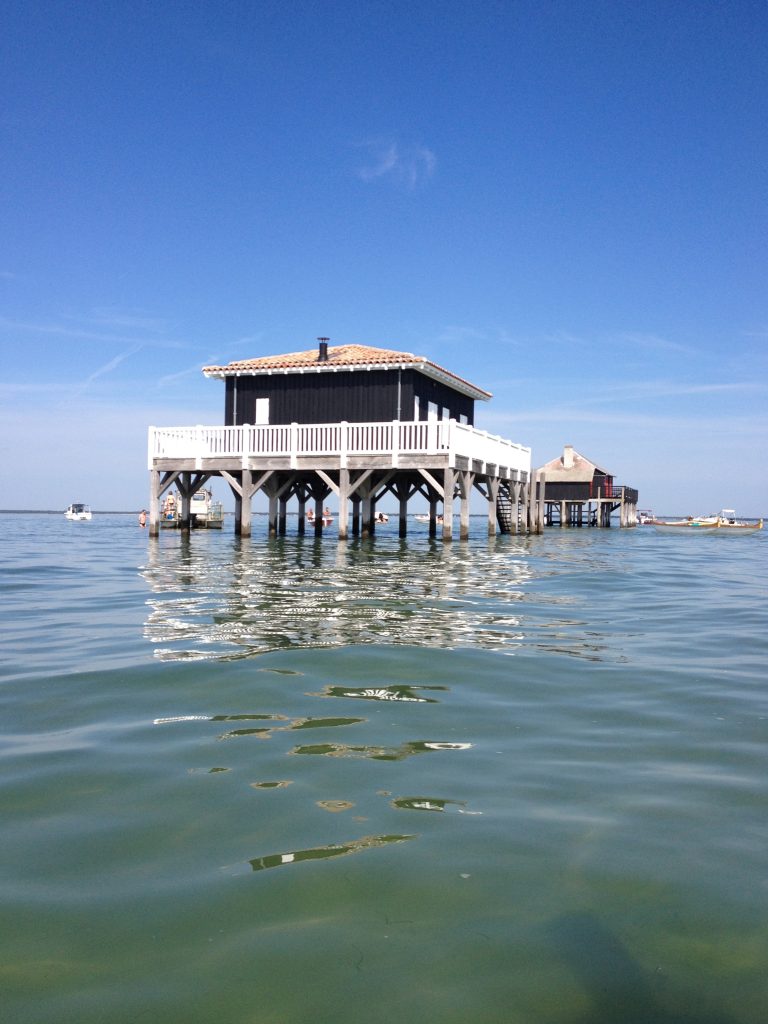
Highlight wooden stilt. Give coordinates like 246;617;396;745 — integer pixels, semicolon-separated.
442;466;454;542
240;470;253;537
338;468;350;540
428;494;439;537
511;478;521;535
537;471;546;533
486;476;499;536
459;470;470;540
361;487;372;538
149;469;160;537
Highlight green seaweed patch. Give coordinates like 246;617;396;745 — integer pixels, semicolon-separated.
291;743;340;756
219;727;273;739
290;717;365;730
250;780;293;789
290;739;472;760
248;833;415;872
317;800;354;812
211;714;287;721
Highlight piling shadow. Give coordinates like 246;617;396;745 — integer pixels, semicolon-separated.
545;911;737;1024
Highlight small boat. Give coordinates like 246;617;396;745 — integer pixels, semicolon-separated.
64;503;92;521
189;488;224;529
160;489;224;529
307;508;334;527
414;513;444;524
653;509;763;534
375;512;389;524
637;509;655;525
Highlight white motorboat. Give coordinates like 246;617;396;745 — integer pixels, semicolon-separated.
64;503;92;521
160;489;224;529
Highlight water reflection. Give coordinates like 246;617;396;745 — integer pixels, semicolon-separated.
391;796;467;813
140;532;611;661
315;684;445;703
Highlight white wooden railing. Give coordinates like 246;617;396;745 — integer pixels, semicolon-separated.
148;420;531;474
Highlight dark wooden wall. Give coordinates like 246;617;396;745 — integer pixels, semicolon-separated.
545;479;638;504
224;368;476;426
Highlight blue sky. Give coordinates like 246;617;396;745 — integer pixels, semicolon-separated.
1;0;766;514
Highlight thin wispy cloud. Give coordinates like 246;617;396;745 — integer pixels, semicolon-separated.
71;345;144;397
583;378;766;402
82;309;172;333
484;405;768;435
157;360;216;388
612;331;696;355
0;316;188;349
488;378;765;421
534;329;695;355
356;138;436;189
437;325;485;345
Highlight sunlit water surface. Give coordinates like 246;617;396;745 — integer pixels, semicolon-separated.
1;513;766;1023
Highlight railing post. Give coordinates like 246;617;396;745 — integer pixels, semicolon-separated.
391;420;399;467
340;421;348;469
241;425;250;469
195;425;203;470
447;418;457;468
290;422;298;469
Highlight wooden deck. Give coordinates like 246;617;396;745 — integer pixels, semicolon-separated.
147;419;543;540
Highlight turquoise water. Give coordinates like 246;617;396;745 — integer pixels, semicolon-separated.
1;513;766;1023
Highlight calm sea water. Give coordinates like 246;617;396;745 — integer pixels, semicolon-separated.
1;512;766;1024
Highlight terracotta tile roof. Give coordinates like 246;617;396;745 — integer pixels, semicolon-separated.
202;343;492;400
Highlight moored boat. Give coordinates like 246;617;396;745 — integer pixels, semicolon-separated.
189;488;224;529
64;503;92;521
652;509;763;534
307;507;334;527
160;489;224;529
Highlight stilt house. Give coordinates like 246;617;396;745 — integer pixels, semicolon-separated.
147;340;542;539
537;444;639;527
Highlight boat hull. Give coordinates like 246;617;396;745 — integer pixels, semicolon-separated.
653;520;762;534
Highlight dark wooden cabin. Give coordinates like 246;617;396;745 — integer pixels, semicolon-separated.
202;340;491;426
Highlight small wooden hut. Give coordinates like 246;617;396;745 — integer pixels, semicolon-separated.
537;444;639;527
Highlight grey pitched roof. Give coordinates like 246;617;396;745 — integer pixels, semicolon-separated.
537;445;611;481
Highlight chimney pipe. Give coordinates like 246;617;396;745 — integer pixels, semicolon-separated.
317;337;329;362
563;444;574;469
